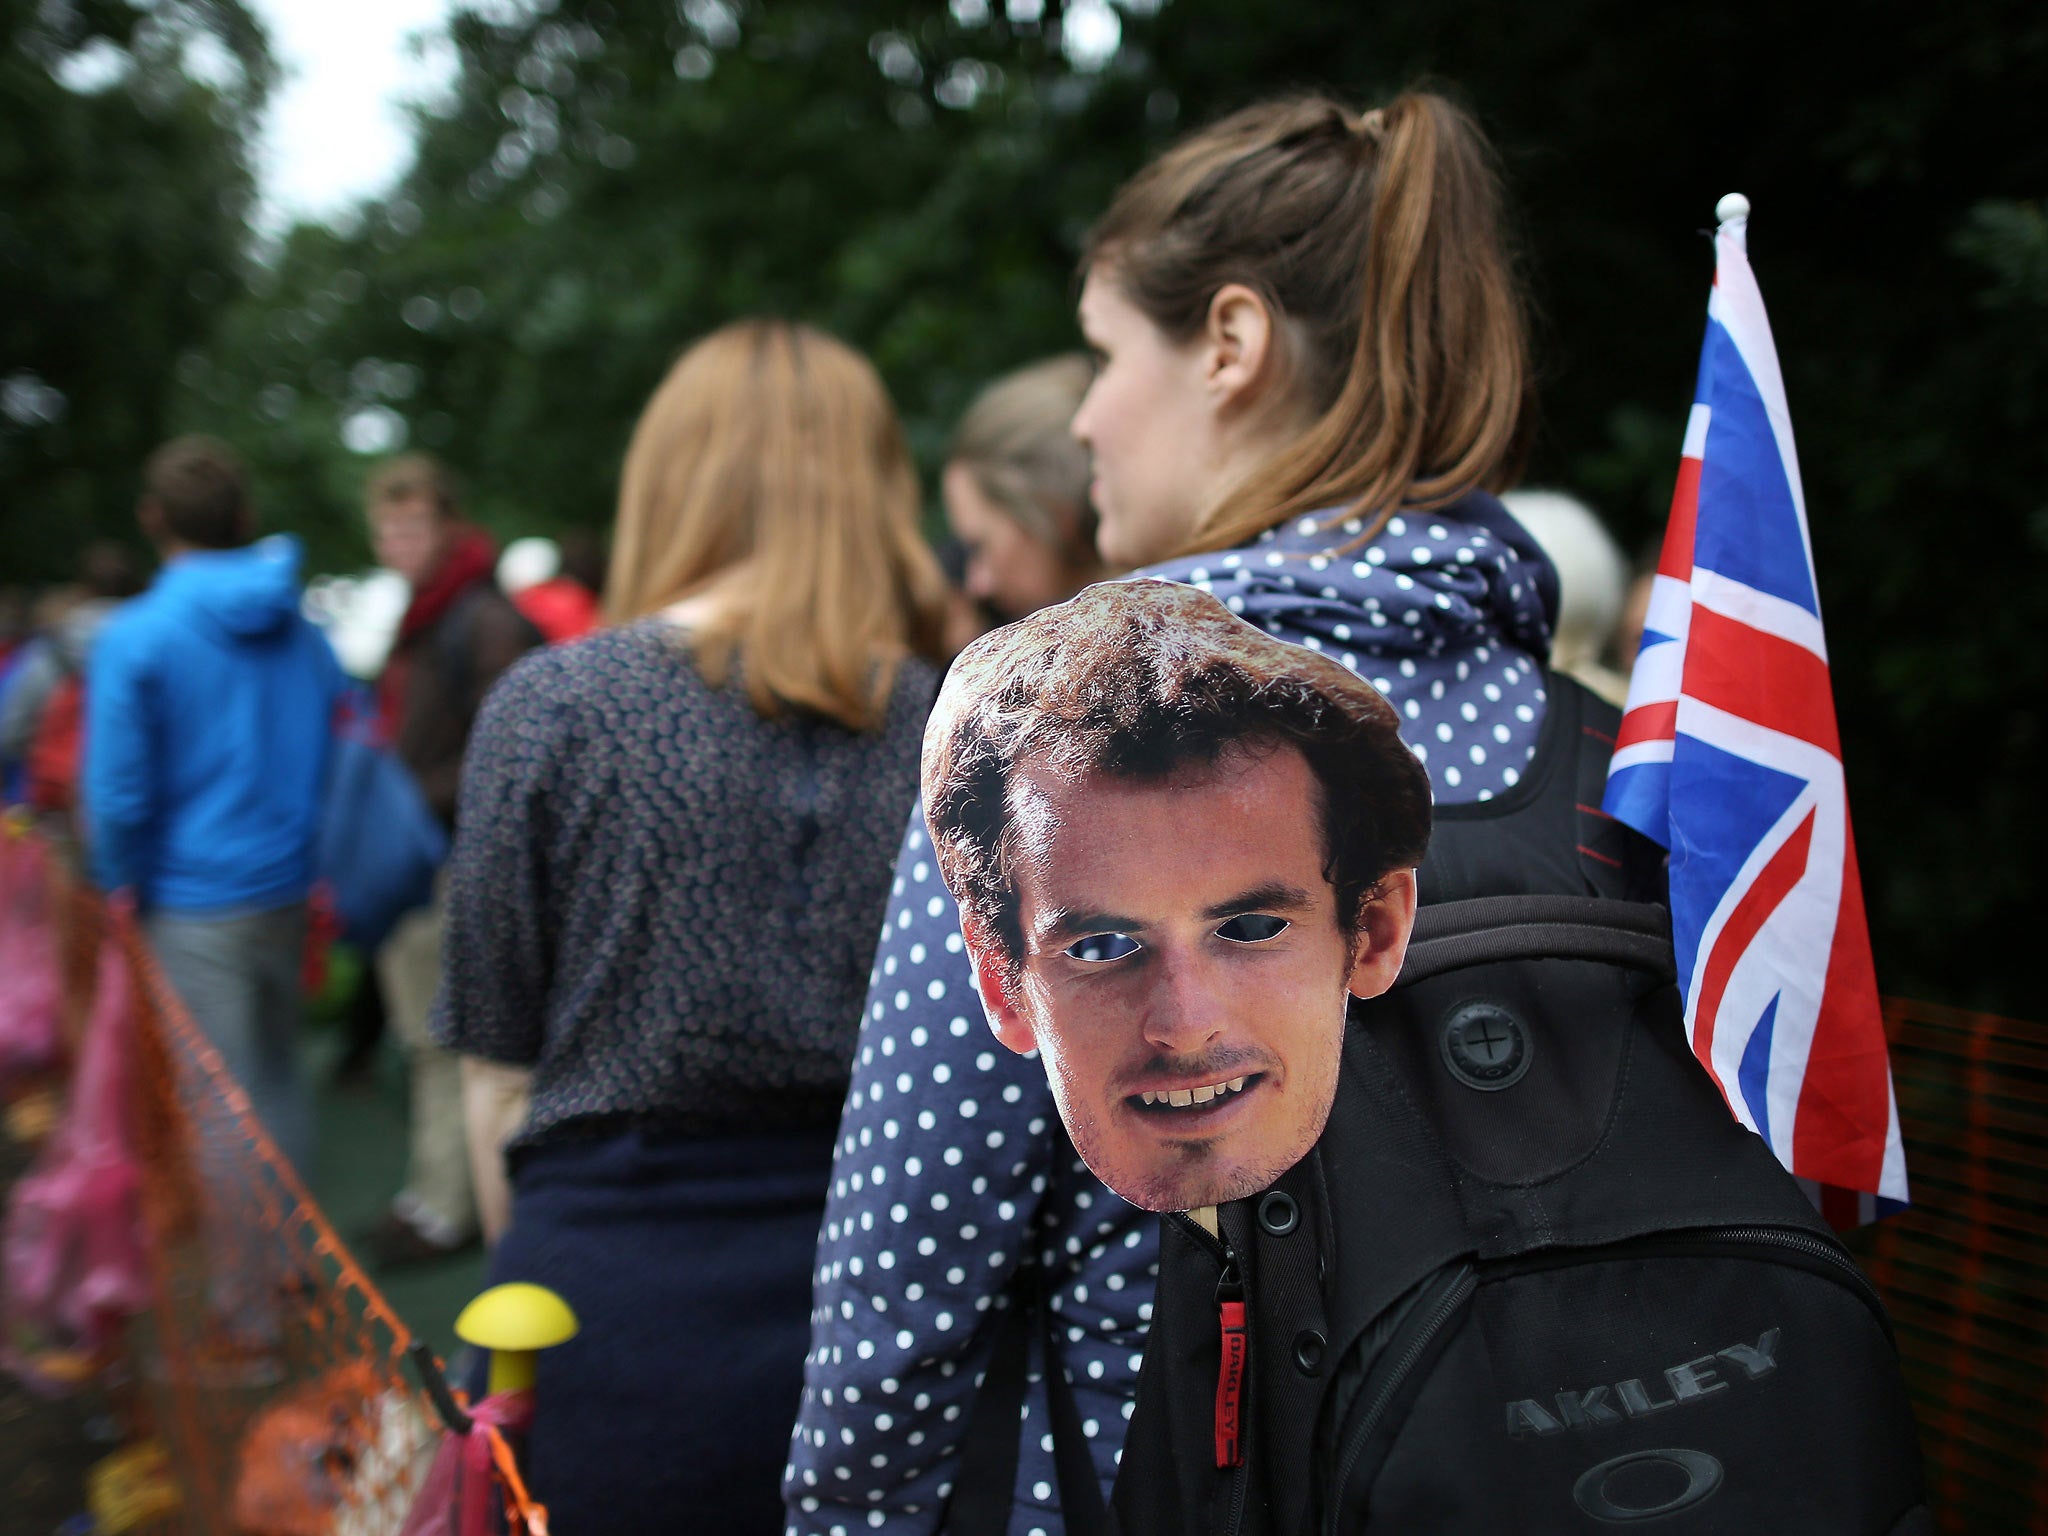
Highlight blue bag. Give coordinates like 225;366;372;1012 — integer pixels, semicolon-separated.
316;688;447;951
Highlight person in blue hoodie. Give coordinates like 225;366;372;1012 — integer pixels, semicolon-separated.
83;435;345;1176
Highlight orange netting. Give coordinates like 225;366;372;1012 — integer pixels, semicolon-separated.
2;828;540;1535
116;895;438;1533
1847;997;2048;1536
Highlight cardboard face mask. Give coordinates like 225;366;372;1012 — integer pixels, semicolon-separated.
922;582;1431;1212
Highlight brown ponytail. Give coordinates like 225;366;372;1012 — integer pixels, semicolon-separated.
1083;90;1528;557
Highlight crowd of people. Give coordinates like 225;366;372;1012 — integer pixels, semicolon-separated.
1;85;1914;1536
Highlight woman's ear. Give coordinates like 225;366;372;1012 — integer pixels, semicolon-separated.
1202;282;1280;418
1346;869;1418;1002
961;917;1038;1056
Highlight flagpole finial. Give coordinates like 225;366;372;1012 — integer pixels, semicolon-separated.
1715;192;1751;226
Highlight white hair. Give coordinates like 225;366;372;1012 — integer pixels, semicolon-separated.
1502;489;1626;668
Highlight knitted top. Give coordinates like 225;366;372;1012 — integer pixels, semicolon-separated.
432;618;939;1149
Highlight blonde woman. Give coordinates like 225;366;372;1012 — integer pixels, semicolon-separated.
941;353;1107;621
432;320;947;1534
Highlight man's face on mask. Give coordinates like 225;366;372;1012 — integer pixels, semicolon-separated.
969;741;1414;1212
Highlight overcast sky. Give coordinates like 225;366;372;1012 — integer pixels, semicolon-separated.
238;0;1138;230
246;0;458;231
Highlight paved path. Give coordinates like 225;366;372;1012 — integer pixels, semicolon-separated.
308;1035;485;1365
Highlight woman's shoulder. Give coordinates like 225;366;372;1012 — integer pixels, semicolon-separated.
480;619;703;727
890;653;941;710
865;653;940;744
1130;492;1554;659
526;617;696;679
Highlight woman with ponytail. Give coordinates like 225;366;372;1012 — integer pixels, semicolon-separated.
789;92;1557;1535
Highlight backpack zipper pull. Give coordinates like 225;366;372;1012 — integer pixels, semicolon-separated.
1215;1260;1247;1469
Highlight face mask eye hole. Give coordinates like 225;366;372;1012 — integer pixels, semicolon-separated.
1217;913;1289;944
1064;932;1140;963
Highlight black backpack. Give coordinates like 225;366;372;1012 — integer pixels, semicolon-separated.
1109;676;1930;1535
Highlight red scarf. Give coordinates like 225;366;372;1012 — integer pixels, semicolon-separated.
378;526;498;734
397;526;498;644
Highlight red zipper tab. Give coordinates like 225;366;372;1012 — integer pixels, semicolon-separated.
1215;1298;1248;1468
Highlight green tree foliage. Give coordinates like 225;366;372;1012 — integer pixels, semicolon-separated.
179;0;1141;561
18;0;2048;1007
0;0;271;578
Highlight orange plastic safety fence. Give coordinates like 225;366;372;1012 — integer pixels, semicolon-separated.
0;816;509;1536
1845;998;2048;1536
109;899;446;1534
0;825;560;1536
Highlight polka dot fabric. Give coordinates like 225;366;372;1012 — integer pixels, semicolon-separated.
785;493;1557;1536
1145;496;1557;802
431;619;939;1146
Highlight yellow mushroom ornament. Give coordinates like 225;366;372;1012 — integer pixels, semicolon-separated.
455;1282;579;1397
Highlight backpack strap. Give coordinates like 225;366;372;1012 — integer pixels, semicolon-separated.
1041;1296;1109;1536
944;1284;1032;1536
945;1257;1108;1536
1399;895;1676;987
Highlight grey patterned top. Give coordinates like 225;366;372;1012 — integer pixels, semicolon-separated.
431;618;939;1151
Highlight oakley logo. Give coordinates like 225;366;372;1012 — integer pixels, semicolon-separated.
1505;1327;1779;1438
1573;1447;1724;1522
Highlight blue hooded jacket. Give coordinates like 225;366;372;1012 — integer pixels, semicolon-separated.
84;536;345;912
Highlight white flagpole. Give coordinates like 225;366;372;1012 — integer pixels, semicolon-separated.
1715;191;1750;252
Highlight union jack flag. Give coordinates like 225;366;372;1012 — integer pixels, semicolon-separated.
1603;197;1908;1226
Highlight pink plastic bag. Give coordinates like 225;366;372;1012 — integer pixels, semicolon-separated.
0;832;63;1090
0;926;150;1393
394;1426;461;1536
397;1391;539;1536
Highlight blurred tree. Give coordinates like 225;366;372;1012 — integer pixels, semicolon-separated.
0;0;272;579
21;0;2047;1007
174;0;1129;566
